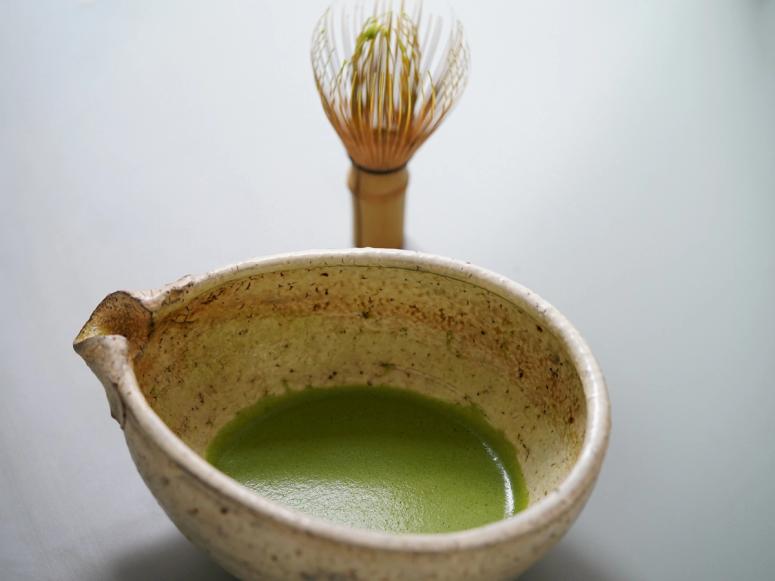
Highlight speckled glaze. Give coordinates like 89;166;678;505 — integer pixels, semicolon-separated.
74;249;610;580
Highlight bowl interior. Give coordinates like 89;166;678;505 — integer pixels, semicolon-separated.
133;262;586;505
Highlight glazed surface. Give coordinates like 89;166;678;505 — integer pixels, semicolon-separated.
134;264;586;502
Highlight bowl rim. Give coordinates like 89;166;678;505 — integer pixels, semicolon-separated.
119;248;610;552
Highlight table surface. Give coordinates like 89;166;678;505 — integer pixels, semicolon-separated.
2;1;774;579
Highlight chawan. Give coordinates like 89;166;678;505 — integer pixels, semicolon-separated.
74;249;610;580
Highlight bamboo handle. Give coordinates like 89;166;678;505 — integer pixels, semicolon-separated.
347;164;409;249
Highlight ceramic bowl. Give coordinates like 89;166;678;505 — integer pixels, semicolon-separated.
74;249;610;580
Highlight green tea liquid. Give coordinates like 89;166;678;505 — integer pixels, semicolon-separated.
206;386;527;533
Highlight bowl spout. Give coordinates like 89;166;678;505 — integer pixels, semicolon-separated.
73;291;152;427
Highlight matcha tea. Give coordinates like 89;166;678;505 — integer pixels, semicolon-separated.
206;386;527;534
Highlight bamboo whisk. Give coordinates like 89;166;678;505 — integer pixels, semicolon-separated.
312;0;469;247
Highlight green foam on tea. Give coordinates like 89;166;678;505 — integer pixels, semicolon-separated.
206;386;527;534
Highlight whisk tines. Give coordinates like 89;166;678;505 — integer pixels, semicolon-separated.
312;0;469;172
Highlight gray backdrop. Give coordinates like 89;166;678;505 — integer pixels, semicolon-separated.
2;1;774;579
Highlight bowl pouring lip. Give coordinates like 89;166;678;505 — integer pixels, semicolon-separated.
120;248;610;552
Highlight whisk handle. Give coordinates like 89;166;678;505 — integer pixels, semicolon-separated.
348;165;409;249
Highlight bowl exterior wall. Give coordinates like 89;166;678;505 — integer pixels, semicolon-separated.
124;410;592;580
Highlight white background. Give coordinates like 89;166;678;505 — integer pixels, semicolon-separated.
2;1;774;579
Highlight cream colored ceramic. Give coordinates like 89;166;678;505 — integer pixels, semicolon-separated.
74;249;610;580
